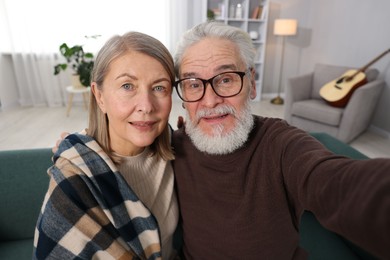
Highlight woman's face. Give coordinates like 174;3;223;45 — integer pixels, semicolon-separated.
92;51;172;156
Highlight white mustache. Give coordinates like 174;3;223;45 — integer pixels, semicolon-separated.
195;105;236;121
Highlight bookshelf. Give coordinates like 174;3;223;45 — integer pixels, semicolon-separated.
204;0;269;100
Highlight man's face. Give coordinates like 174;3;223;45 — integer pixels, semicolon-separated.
179;37;257;154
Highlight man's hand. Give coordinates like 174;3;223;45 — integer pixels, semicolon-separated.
52;132;70;154
177;116;185;129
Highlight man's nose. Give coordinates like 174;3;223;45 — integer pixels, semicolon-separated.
201;82;223;107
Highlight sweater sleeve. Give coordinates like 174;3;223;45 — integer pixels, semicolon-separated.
277;127;390;259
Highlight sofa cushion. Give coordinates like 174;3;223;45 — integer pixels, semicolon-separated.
300;211;362;260
292;99;344;126
310;132;368;158
0;148;52;241
0;239;34;260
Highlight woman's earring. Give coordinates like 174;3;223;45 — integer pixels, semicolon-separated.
182;102;185;109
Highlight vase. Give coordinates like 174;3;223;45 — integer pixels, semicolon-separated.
71;74;85;89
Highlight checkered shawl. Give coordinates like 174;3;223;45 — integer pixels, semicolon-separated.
33;133;162;260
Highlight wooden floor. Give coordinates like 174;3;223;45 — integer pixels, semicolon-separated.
1;99;389;158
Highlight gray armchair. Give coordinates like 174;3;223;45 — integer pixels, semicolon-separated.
284;63;385;143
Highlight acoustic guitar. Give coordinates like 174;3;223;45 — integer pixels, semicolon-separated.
319;48;390;108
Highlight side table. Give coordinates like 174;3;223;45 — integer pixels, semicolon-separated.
65;85;90;116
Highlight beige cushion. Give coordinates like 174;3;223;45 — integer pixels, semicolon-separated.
291;99;344;126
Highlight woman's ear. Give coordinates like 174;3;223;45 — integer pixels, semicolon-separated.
91;83;106;113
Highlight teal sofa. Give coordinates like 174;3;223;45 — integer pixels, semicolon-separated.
0;133;377;259
0;148;52;260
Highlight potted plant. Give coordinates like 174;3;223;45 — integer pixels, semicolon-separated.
54;39;96;88
207;9;215;20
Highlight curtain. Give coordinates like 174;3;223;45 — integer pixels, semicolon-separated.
10;53;67;107
167;0;206;54
0;0;172;108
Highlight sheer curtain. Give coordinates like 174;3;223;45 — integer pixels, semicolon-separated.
166;0;205;54
0;0;173;108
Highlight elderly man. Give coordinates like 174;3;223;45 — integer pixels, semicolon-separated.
172;21;390;259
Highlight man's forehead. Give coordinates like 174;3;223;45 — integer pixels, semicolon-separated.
184;38;238;58
181;64;239;78
180;38;242;78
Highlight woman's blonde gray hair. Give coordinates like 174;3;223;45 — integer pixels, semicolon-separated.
87;31;175;162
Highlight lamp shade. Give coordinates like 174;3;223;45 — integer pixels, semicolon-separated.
273;19;298;36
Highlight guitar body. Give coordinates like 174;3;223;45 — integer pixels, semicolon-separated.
319;69;367;108
319;48;390;108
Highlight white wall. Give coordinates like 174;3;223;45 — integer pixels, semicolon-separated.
1;0;390;133
266;0;390;134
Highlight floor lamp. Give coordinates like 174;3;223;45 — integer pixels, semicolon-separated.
271;19;298;105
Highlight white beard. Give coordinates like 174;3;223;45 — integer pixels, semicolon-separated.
184;99;254;155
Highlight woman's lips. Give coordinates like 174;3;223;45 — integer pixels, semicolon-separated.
130;121;156;130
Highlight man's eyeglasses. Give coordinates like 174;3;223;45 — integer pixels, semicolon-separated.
173;71;247;102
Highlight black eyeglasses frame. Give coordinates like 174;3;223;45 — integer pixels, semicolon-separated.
173;71;247;102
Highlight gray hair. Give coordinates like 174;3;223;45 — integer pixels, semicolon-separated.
92;32;175;86
174;21;256;77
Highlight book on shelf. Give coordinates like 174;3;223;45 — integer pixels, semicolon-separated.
260;5;267;20
251;5;263;19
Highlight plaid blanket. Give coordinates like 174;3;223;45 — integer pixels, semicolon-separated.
33;133;162;259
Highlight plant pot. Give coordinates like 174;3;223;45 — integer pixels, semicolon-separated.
71;74;85;89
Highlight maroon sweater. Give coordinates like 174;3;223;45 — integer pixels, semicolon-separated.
172;116;390;259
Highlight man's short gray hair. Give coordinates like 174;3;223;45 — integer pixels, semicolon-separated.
174;21;256;77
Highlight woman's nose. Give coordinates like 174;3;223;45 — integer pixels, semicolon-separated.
135;90;154;114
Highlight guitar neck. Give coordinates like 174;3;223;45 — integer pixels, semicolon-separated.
355;48;390;75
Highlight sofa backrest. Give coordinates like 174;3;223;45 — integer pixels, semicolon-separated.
0;148;52;241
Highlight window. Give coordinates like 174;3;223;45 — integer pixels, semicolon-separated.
0;0;170;53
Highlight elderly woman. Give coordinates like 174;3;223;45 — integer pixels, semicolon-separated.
33;32;179;260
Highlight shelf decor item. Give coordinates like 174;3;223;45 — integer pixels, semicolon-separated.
251;5;263;19
229;4;235;18
235;3;243;18
271;19;298;105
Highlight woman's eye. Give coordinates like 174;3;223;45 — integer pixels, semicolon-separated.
154;85;165;92
122;83;134;91
154;85;171;93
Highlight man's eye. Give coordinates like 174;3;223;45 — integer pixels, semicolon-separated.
190;83;201;89
184;81;201;89
220;77;233;84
